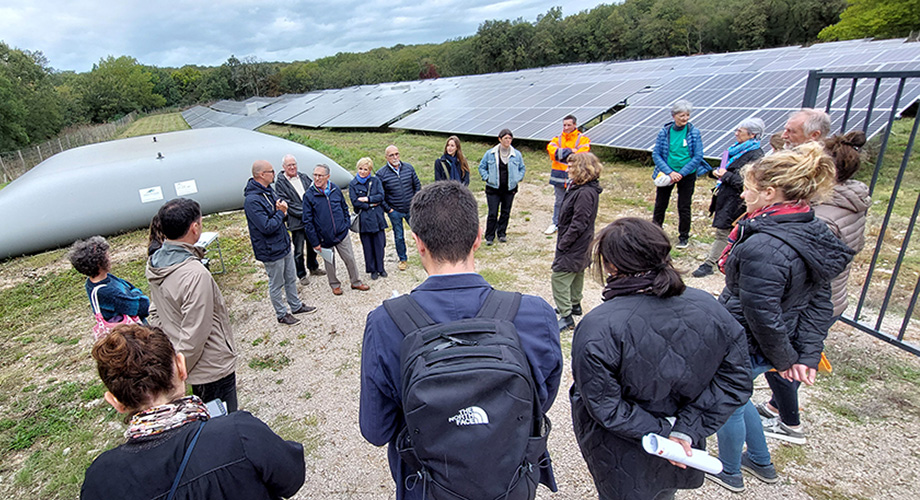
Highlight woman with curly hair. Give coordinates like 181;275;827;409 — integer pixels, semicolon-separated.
709;143;854;492
69;235;149;324
81;324;305;500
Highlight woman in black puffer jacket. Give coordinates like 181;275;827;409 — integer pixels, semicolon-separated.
570;218;752;500
710;143;854;493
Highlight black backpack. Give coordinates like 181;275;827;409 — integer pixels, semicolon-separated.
383;290;551;500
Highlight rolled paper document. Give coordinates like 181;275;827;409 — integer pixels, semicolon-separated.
641;433;723;475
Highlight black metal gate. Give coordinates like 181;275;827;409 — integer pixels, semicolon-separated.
802;69;920;356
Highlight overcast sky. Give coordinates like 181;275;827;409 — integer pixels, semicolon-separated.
0;0;607;72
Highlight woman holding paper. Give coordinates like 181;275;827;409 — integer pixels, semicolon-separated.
570;218;752;500
711;143;854;492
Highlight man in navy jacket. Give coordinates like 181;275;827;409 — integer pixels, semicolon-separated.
243;160;316;325
302;163;370;296
376;145;421;271
359;181;563;500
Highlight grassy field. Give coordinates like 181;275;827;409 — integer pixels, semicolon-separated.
1;112;919;498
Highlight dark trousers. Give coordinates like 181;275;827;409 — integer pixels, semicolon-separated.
652;173;696;239
765;371;801;426
191;372;238;413
485;190;515;241
291;229;319;279
360;230;387;274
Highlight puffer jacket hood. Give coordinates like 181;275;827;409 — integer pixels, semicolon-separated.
826;180;871;215
737;210;854;284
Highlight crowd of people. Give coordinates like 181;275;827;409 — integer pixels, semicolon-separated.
69;107;868;500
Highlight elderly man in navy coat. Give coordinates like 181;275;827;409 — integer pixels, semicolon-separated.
376;145;421;271
359;181;563;500
243;160;316;325
302;164;370;296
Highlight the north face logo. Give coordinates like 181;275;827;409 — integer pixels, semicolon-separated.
448;406;489;426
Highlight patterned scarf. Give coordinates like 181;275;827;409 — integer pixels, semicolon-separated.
718;201;811;273
125;395;210;440
601;271;657;301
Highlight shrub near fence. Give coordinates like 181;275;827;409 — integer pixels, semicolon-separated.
0;112;137;183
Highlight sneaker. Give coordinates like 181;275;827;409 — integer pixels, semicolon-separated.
299;276;311;286
706;471;744;493
676;237;690;249
291;304;316;315
485;239;494;246
498;236;507;243
277;313;299;326
544;224;557;235
558;315;575;332
371;272;379;280
755;402;779;420
741;452;779;484
572;303;583;316
310;268;326;276
398;261;408;271
692;263;713;277
762;418;807;444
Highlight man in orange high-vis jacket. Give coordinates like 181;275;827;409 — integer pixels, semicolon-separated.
545;115;590;234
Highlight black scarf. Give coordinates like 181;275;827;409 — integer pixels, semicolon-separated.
601;271;657;301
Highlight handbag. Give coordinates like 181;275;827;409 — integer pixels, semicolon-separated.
350;211;361;233
91;284;142;341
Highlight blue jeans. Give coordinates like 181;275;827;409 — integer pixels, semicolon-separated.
388;210;410;262
263;250;303;319
716;354;773;474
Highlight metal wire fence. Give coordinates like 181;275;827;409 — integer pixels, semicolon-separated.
0;112;137;183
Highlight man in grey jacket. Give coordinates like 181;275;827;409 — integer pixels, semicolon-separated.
274;154;324;284
146;198;239;411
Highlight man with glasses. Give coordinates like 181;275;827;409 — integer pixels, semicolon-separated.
274;154;325;285
377;145;421;271
244;160;317;325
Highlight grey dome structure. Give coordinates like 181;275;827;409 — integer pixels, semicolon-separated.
0;128;352;259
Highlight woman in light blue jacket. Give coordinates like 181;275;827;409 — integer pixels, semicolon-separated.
478;128;526;245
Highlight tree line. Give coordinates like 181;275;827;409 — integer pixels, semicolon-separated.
3;0;917;152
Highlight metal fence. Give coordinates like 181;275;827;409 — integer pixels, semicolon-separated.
0;112;137;183
802;69;920;356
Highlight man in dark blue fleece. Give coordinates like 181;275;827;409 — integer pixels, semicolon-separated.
359;181;563;499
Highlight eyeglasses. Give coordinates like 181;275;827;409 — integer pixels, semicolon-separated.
386;152;399;158
313;173;329;178
260;170;275;175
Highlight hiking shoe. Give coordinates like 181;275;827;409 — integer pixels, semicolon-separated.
675;237;690;249
762;418;806;444
741;452;779;484
277;313;299;326
692;263;713;277
558;315;575;332
755;402;779;420
291;304;316;315
398;261;408;271
572;303;583;316
544;223;557;235
706;471;744;493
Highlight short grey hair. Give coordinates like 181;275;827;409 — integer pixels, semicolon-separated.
794;108;831;139
671;100;693;115
314;164;331;176
69;235;110;277
281;154;297;166
737;117;766;138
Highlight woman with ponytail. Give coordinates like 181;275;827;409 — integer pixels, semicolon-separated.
570;218;752;500
710;143;855;492
758;131;870;445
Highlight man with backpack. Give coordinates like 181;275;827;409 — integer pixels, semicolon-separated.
359;181;563;500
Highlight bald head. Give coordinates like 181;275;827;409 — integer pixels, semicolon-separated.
385;145;400;167
252;160;275;187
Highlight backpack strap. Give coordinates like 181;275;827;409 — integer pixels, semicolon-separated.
383;295;436;336
475;290;522;322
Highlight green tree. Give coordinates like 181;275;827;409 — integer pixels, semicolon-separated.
819;0;920;40
0;42;65;149
80;55;166;122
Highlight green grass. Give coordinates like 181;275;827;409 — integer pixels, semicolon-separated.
248;354;292;371
116;112;190;139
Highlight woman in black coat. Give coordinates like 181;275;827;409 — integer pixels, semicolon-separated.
349;157;388;279
711;143;854;492
552;152;602;331
693;118;765;278
571;218;752;500
433;135;470;185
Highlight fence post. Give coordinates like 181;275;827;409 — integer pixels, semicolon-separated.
801;69;821;108
36;145;42;163
19;150;26;171
58;138;64;153
0;156;8;183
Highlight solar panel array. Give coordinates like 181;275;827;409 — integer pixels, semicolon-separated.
184;38;920;157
